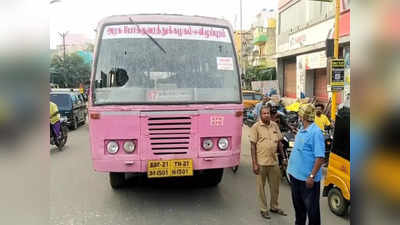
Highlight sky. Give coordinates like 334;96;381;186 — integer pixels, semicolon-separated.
50;0;278;49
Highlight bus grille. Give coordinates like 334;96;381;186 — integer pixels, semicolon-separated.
147;117;191;155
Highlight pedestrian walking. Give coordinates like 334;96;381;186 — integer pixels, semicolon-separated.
253;94;270;121
250;105;288;219
287;103;325;225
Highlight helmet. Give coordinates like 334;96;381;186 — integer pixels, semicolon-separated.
267;102;278;114
270;106;278;115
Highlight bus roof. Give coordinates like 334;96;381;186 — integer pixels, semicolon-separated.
96;14;234;31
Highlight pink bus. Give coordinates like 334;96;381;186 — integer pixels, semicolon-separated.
88;14;243;188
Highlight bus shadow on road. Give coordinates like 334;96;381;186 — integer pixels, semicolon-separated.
110;174;227;209
123;173;220;190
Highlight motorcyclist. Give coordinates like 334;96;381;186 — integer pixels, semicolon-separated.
50;101;61;142
268;102;295;133
267;94;287;115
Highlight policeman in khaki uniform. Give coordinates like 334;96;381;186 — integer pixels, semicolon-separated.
250;105;288;219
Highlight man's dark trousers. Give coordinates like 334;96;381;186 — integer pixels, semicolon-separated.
290;175;321;225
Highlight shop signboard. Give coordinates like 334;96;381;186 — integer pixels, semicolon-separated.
330;59;345;91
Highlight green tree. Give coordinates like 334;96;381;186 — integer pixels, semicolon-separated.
85;43;95;52
257;67;276;80
243;66;276;89
50;53;91;88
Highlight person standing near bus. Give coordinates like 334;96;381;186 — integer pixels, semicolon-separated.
287;104;325;225
250;105;288;219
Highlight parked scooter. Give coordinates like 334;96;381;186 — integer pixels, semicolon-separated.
50;118;68;150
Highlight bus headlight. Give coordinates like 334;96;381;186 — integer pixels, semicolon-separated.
202;139;213;150
218;138;229;150
123;141;136;153
107;141;119;154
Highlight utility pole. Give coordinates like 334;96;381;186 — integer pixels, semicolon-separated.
58;31;69;87
240;0;245;89
58;31;68;63
331;0;341;121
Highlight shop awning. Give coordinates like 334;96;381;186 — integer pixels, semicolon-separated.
253;34;268;45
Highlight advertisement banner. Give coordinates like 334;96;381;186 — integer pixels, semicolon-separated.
288;19;335;50
330;59;345;91
251;80;280;96
103;24;231;43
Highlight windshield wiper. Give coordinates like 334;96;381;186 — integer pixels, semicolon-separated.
129;17;167;54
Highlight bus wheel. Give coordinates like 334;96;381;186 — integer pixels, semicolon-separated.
110;172;125;189
328;188;348;216
201;168;224;186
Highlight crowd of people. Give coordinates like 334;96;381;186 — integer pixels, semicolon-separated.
249;91;332;225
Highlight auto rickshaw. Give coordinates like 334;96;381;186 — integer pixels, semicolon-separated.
242;90;262;109
322;106;350;217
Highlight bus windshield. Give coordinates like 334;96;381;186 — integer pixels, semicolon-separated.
93;24;240;105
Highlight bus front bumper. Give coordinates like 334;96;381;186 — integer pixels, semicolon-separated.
92;154;240;173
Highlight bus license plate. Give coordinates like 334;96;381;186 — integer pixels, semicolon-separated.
147;159;193;178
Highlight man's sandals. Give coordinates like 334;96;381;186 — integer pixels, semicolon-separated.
260;209;287;219
270;208;287;216
260;211;271;219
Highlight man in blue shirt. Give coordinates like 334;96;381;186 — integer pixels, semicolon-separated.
253;94;270;121
287;104;325;225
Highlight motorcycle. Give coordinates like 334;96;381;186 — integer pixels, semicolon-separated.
277;100;288;115
276;108;302;185
270;109;295;184
50;118;68;150
286;111;299;128
243;107;257;128
279;128;297;184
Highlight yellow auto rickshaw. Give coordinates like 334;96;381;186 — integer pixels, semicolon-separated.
242;90;263;109
322;106;350;217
